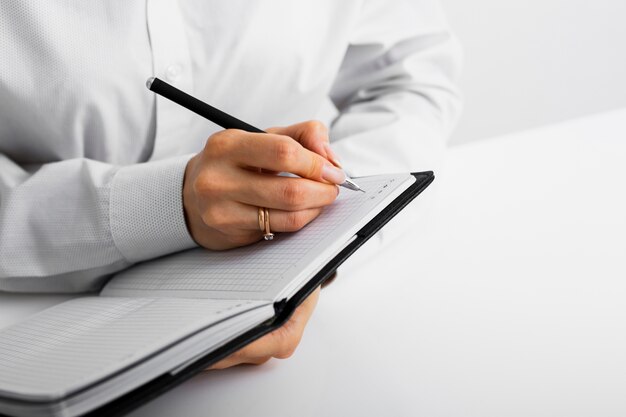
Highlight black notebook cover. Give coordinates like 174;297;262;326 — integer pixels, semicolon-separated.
1;171;433;417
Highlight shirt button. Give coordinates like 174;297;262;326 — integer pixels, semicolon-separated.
166;64;182;82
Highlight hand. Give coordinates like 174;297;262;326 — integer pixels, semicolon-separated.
207;286;321;369
183;121;345;250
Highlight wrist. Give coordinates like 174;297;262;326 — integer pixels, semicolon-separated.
182;154;203;245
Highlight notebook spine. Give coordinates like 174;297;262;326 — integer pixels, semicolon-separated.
273;299;289;317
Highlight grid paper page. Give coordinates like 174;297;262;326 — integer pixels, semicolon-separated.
102;173;415;300
0;297;268;401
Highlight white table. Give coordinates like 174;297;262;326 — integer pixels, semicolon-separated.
2;109;625;417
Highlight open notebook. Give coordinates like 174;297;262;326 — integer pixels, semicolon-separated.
0;172;433;417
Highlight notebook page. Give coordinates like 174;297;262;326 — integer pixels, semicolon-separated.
101;173;416;301
0;297;271;402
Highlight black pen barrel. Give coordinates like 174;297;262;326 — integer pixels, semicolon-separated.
147;77;264;134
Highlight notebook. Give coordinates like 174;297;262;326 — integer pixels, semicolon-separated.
0;171;434;417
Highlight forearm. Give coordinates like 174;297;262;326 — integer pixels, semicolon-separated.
329;0;462;177
328;0;462;247
0;154;196;293
331;90;457;177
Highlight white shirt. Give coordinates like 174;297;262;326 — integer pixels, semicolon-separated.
0;0;462;292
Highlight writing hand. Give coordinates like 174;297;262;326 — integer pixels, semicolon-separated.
183;120;345;250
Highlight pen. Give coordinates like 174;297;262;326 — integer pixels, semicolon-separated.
146;77;364;192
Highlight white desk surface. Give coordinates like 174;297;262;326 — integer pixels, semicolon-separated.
1;109;625;417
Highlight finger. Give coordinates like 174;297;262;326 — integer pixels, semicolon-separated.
267;120;328;156
321;271;338;288
238;286;321;360
207;287;321;370
260;286;321;360
199;201;323;234
229;171;338;211
322;143;342;168
207;332;284;370
268;121;342;168
207;351;271;370
243;205;324;233
265;207;323;233
225;131;346;185
291;286;321;328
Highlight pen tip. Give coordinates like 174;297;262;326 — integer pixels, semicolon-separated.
146;77;155;90
342;178;365;193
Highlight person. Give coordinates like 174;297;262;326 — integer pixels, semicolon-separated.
0;1;461;369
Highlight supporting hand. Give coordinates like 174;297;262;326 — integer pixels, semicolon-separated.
207;286;321;369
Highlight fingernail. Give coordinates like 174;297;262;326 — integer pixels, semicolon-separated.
322;163;346;185
323;143;342;168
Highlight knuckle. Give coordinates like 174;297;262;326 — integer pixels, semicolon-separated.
191;176;205;197
202;135;213;151
201;206;228;229
193;174;219;198
284;211;308;232
306;120;328;135
206;130;234;154
280;182;306;208
274;139;298;166
191;176;209;199
275;338;299;359
306;156;324;179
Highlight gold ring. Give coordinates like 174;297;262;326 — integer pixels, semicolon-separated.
258;207;274;241
258;207;265;231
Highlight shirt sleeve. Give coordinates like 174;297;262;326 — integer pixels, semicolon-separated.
328;0;462;248
328;0;463;177
0;154;197;293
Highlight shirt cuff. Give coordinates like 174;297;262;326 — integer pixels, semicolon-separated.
109;155;197;263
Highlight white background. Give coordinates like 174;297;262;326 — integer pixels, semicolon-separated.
440;0;626;144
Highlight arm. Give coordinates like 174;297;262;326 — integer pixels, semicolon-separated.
0;122;343;293
327;0;462;249
329;0;462;176
0;154;196;292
